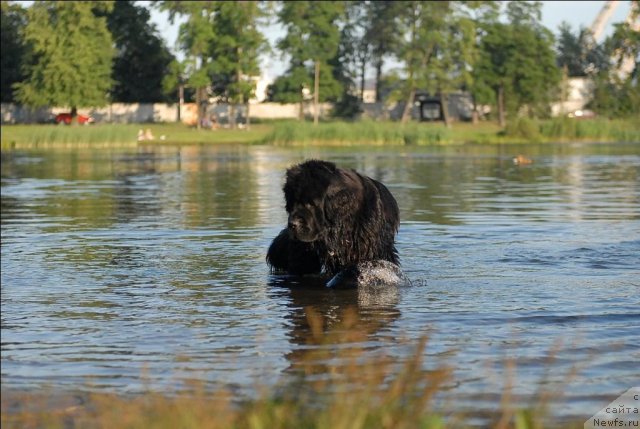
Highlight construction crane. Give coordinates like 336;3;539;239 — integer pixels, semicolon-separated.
590;0;620;42
619;1;639;77
590;0;639;78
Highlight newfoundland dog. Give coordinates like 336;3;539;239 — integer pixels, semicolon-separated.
267;160;403;288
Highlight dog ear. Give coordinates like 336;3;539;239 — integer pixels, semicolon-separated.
283;165;302;211
284;165;302;184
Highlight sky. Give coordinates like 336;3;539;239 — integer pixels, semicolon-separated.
145;1;633;83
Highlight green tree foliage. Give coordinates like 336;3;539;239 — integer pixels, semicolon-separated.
159;1;265;128
473;1;560;125
395;1;481;125
267;66;310;104
273;1;343;123
160;1;218;128
395;1;447;123
327;1;368;119
98;1;175;103
1;2;28;103
556;22;608;77
338;1;370;102
366;1;402;102
209;1;267;128
588;72;639;118
13;2;114;118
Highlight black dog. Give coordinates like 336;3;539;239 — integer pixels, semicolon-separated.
267;160;402;288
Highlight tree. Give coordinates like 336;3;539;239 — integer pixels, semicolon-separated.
209;1;267;129
277;1;343;124
366;1;402;102
395;1;479;126
473;2;560;126
1;2;28;103
159;1;266;129
556;22;608;77
327;1;366;119
338;1;371;103
159;1;218;128
13;2;114;121
385;1;499;124
267;66;310;105
99;1;175;103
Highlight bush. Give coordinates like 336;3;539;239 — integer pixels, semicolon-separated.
503;117;541;141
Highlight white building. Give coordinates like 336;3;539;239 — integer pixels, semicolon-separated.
551;76;595;117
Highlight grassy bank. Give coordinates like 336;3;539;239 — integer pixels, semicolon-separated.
0;123;272;148
504;117;640;143
263;120;455;146
1;118;638;148
264;118;640;146
1;309;579;429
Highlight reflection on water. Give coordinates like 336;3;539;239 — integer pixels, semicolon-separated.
1;142;639;419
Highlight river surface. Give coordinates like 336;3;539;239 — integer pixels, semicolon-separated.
1;142;639;421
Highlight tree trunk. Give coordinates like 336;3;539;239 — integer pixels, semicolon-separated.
472;97;479;124
230;103;236;129
195;87;203;129
374;58;383;102
70;106;78;126
400;86;415;124
299;100;304;121
178;83;184;123
313;60;320;125
246;102;250;130
497;85;506;128
440;93;451;128
235;46;243;130
401;10;417;125
360;59;366;102
238;84;245;130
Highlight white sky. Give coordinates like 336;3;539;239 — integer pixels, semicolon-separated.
145;1;633;82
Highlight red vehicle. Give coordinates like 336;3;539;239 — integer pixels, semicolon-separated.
55;113;94;125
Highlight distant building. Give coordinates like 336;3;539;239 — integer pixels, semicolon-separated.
360;79;377;103
551;76;594;117
251;72;272;104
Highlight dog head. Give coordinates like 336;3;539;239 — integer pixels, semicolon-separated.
283;160;363;242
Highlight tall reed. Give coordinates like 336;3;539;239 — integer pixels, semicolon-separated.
263;120;450;146
1;308;582;429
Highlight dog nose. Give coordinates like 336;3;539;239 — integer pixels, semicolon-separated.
288;217;302;231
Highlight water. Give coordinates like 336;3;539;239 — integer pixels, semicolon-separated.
2;142;639;420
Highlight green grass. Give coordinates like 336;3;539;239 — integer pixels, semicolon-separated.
261;118;640;146
1;309;581;429
2;118;638;149
0;123;273;148
537;117;640;142
503;117;640;143
262;120;453;146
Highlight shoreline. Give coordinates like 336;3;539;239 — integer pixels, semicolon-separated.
1;118;638;149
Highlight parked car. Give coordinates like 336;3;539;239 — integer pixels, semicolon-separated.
55;113;94;125
567;109;596;119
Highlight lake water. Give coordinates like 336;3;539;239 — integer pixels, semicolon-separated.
1;142;639;421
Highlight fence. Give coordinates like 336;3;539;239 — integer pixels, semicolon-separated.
1;102;335;125
1;101;417;124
